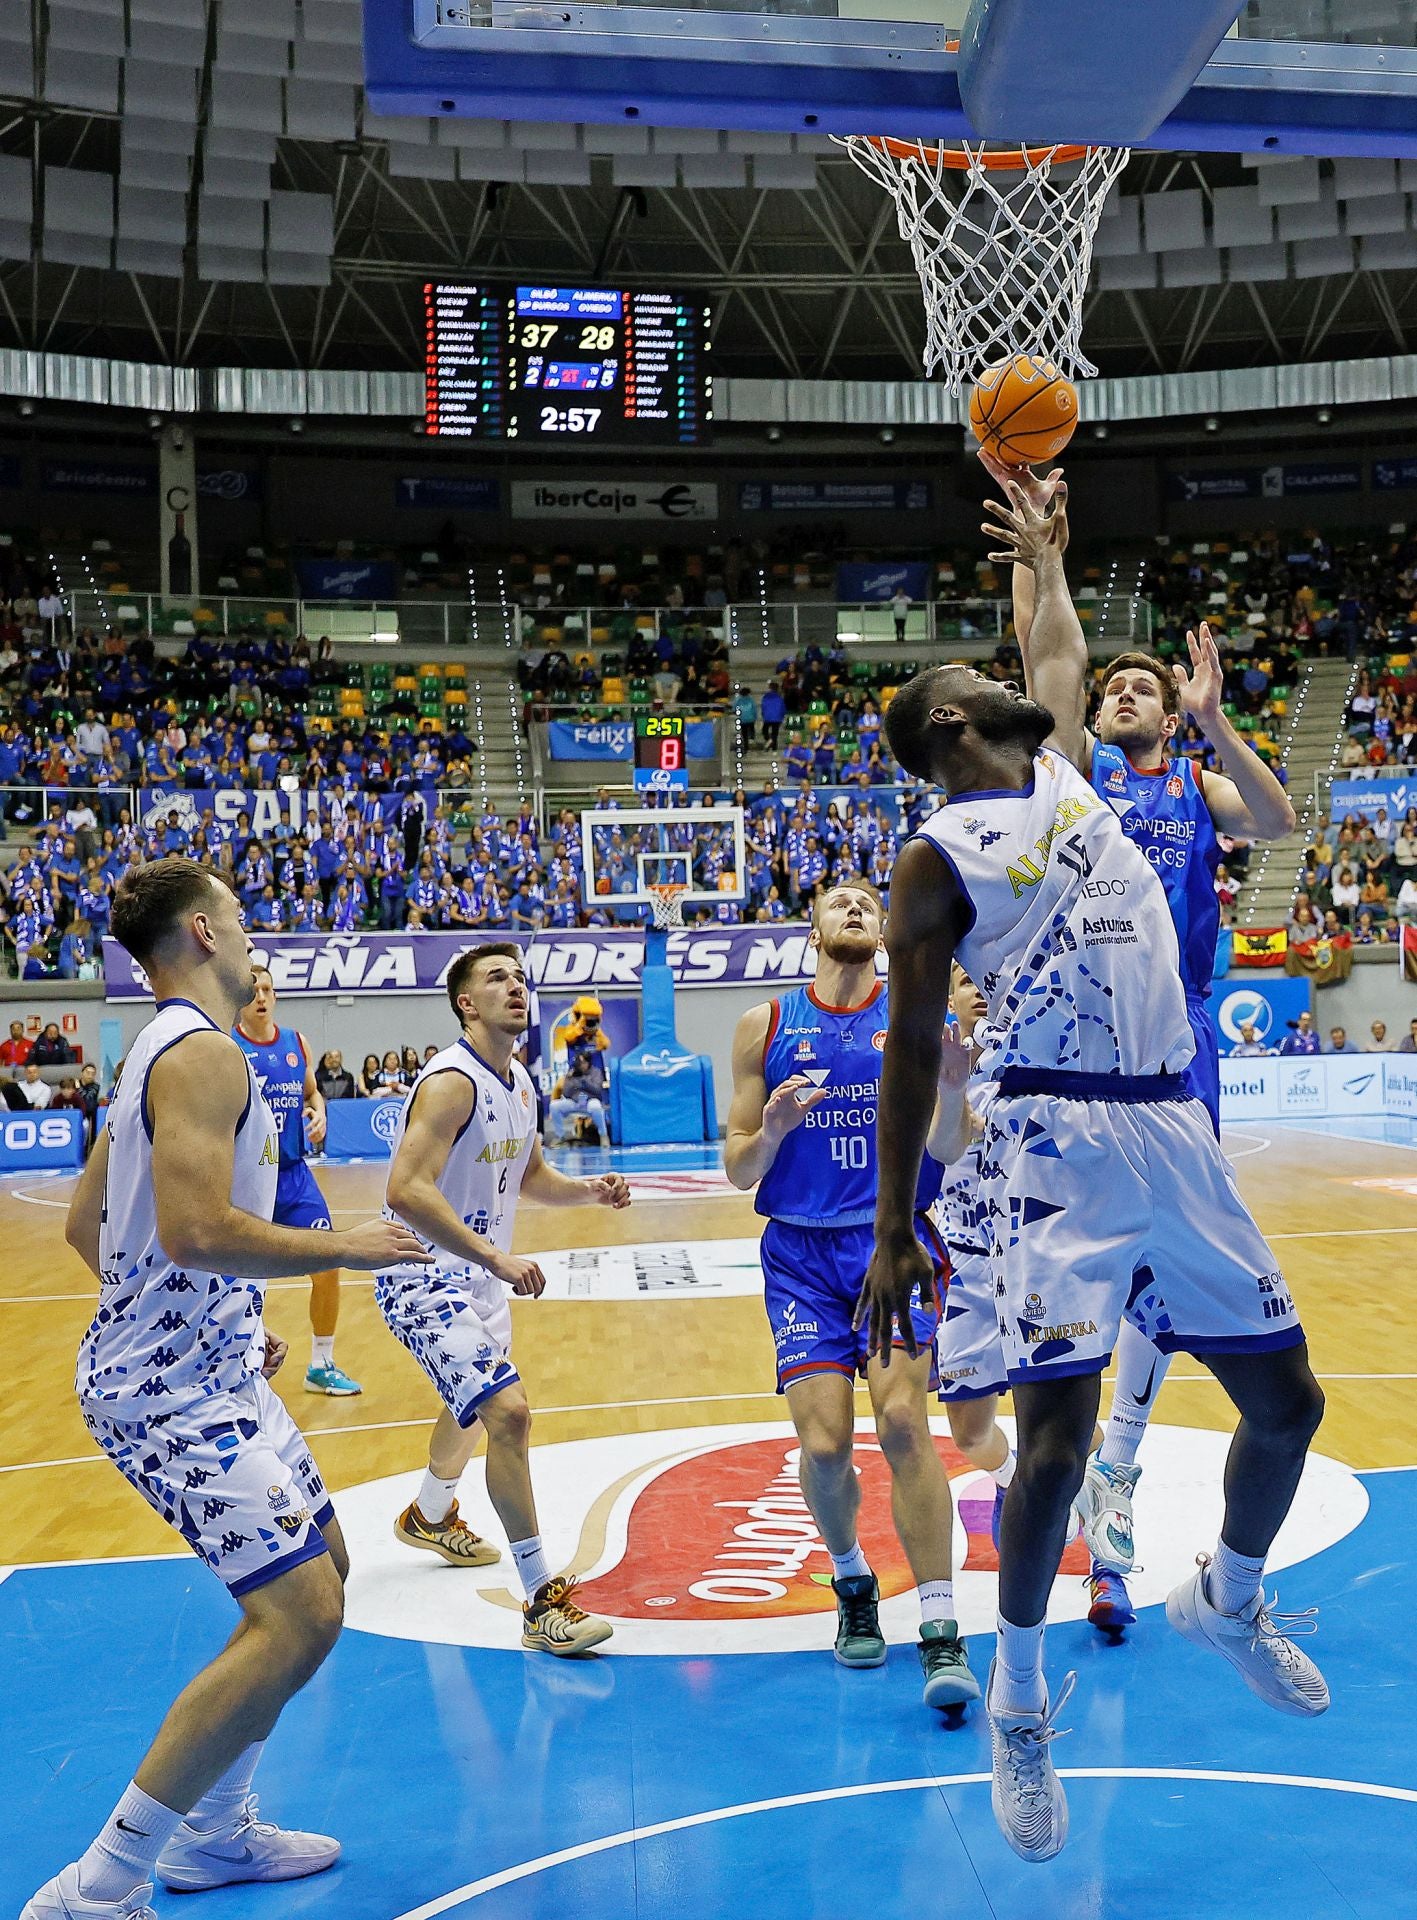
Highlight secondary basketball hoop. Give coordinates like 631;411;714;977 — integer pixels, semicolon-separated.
648;881;688;931
833;137;1130;392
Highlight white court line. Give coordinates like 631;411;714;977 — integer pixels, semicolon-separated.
1222;1129;1271;1159
5;1375;1417;1478
390;1768;1417;1916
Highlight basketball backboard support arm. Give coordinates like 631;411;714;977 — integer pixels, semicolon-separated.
367;4;1417;158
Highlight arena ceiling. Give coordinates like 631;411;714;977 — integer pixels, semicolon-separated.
3;0;1417;385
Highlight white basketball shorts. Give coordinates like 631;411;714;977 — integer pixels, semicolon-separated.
933;1242;1009;1402
978;1082;1302;1385
375;1264;521;1427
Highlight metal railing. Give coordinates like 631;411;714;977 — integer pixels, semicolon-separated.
65;589;1152;653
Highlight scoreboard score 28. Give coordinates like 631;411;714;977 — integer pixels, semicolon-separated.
635;714;690;792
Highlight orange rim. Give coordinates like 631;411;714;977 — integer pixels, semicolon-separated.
861;138;1092;171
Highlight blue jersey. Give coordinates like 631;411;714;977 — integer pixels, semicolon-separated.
1090;740;1221;1000
756;982;942;1229
232;1023;308;1170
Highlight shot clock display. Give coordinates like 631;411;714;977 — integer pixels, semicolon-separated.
634;713;690;791
424;283;712;445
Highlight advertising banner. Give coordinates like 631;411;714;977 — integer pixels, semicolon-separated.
395;475;500;511
42;460;155;495
294;559;398;600
1374;456;1417;492
546;720;715;762
740;480;932;514
197;466;262;503
510;479;718;522
1265;461;1361;497
136;788;409;838
1167;469;1260;503
835;561;932;603
1330;777;1417;821
105;924;888;999
322;1096;405;1163
1211;978;1312;1055
0;1109;85;1170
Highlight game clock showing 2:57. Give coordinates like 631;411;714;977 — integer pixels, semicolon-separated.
635;714;690;791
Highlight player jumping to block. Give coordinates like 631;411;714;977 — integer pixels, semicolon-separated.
377;941;628;1655
235;967;361;1397
23;859;428;1920
726;881;979;1717
862;498;1326;1861
986;455;1297;1632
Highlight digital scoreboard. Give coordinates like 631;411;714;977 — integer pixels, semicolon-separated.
424;284;712;445
634;713;689;791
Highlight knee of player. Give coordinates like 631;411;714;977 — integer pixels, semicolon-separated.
1016;1426;1091;1495
874;1398;930;1465
491;1390;533;1448
1268;1368;1326;1445
946;1403;996;1457
797;1428;854;1480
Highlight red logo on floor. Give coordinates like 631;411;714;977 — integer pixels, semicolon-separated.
571;1434;1089;1620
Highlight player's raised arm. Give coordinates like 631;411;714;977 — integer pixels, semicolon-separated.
151;1030;425;1276
1175;621;1297;841
977;451;1064;654
861;837;966;1359
925;1021;975;1168
723;1000;825;1191
385;1068;544;1293
983;475;1091;773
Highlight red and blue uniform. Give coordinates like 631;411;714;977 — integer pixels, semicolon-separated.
1090;741;1222;1133
232;1023;332;1233
757;982;945;1389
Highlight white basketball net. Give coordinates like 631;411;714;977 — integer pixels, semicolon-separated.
648;882;687;930
833;139;1130;393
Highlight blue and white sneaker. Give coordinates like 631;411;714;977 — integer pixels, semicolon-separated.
157;1796;340;1890
304;1362;362;1396
1073;1455;1140;1574
1087;1564;1137;1637
986;1661;1077;1863
20;1866;155;1920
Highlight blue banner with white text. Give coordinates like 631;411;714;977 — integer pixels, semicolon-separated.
0;1109;85;1169
294;559;398;600
835;561;932;603
1330;776;1417;821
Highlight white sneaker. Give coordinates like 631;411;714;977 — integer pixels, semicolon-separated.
986;1659;1076;1863
1165;1554;1329;1717
20;1867;155;1920
156;1795;340;1891
1073;1455;1140;1575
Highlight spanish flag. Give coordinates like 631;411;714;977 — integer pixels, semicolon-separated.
1232;927;1288;969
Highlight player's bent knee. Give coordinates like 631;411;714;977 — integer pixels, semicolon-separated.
947;1402;996;1455
797;1431;854;1481
874;1399;930;1464
484;1387;532;1448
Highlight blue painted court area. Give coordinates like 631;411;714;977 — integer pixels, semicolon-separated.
4;1469;1414;1920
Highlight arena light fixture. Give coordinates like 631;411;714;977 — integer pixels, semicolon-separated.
879;427;895;444
1204;415;1220;433
765;425;782;443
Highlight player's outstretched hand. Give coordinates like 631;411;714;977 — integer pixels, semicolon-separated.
762;1074;826;1142
982;477;1068;570
1175;619;1224;728
493;1251;547;1297
304;1102;327;1149
586;1173;631;1210
337;1219;433;1270
977;448;1067;532
854;1230;931;1365
937;1020;973;1093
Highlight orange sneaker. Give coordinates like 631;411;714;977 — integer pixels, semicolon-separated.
521;1575;613;1655
394;1499;501;1567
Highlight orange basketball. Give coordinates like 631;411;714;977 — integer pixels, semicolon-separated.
969;356;1079;466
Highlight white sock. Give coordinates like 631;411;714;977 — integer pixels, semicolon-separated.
417;1469;460;1524
181;1742;264;1834
1100;1321;1169;1469
77;1783;185;1902
990;1448;1017;1490
829;1542;871;1582
511;1534;551;1599
310;1335;335;1370
1205;1540;1265;1616
919;1579;955;1625
992;1613;1047;1718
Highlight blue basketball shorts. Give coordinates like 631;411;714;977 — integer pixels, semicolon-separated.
1183;995;1221;1138
273;1161;332;1233
761;1216;945;1393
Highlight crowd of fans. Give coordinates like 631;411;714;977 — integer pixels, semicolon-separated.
1292;806;1417;944
1230;1012;1417;1056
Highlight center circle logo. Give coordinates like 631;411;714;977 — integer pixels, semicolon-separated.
1217;988;1272;1044
369;1099;403;1146
336;1420;1365;1656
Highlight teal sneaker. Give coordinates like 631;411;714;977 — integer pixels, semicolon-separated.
304;1362;362;1396
831;1572;886;1667
918;1619;982;1715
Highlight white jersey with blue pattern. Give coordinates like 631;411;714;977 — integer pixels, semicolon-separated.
381;1038;538;1280
77;1000;279;1412
914;748;1194;1083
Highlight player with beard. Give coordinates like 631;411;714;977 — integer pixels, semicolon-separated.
726;881;980;1716
862;508;1326;1860
981;454;1297;1633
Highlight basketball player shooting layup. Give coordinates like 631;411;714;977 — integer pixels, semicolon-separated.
376;941;628;1655
984;450;1297;1634
726;881;980;1716
861;496;1327;1863
235;967;361;1398
24;859;427;1920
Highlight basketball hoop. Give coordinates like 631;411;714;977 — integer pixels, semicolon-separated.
648;881;688;931
832;137;1130;393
